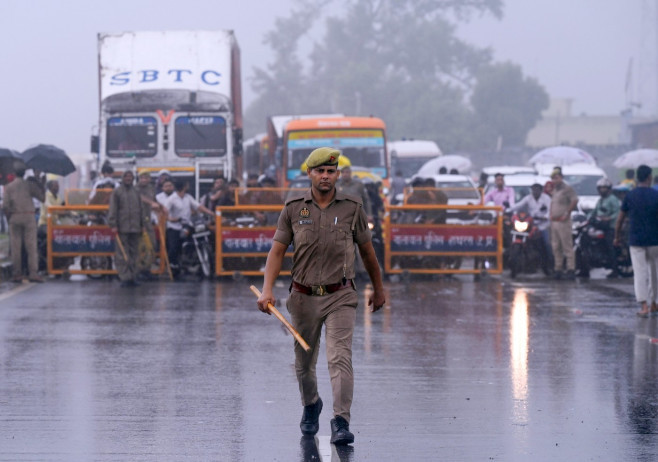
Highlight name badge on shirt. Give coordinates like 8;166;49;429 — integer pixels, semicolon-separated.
299;219;313;225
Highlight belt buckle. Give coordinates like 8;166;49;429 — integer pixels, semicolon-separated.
312;285;325;296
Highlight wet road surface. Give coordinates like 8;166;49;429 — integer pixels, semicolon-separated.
0;273;657;461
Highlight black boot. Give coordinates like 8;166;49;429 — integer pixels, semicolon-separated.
300;397;322;435
330;415;354;445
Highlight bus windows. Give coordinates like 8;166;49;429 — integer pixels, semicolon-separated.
175;116;227;158
106;116;157;158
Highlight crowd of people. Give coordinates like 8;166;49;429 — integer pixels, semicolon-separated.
4;159;658;317
0;161;294;285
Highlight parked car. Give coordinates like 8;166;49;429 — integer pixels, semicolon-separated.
482;165;536;178
407;174;482;224
422;174;481;206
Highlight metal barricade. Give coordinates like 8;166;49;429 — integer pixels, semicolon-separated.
384;203;503;275
45;205;167;276
214;204;292;277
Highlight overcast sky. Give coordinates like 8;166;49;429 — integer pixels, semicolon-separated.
0;0;654;155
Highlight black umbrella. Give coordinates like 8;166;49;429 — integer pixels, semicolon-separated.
0;147;20;159
21;144;76;176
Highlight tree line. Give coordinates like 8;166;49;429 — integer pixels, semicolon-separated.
244;0;549;153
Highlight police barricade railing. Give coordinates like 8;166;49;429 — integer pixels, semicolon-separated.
214;204;291;277
45;205;167;276
384;203;503;275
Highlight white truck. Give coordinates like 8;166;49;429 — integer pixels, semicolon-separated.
388;139;442;179
94;30;243;197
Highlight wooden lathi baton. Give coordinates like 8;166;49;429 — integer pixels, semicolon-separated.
250;285;311;352
115;233;128;261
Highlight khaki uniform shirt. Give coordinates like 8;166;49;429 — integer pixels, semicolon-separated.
273;190;371;286
137;183;156;221
550;183;578;220
108;184;144;233
3;177;45;218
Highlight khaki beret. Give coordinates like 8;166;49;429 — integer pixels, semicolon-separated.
305;147;341;169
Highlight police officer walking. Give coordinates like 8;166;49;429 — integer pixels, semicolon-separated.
257;147;385;446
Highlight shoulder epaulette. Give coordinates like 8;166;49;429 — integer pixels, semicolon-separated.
342;193;363;206
285;194;306;206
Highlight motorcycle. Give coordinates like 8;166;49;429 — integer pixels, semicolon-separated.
505;211;544;278
180;216;214;278
573;214;633;278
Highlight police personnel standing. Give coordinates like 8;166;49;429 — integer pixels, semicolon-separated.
257;147;385;446
337;165;372;219
108;170;144;287
3;160;45;282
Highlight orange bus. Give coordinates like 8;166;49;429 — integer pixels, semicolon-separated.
282;116;388;185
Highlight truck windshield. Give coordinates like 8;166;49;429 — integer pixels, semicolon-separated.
106;116;157;158
175;116;227;158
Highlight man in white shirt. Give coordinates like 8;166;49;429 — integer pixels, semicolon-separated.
164;180;214;277
155;179;174;207
89;163;118;202
508;182;553;275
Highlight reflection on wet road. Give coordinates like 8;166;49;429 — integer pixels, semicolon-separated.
0;276;657;461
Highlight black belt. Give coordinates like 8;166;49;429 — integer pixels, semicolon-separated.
291;280;353;296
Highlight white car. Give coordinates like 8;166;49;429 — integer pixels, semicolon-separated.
482;165;536;177
409;174;483;224
418;174;481;206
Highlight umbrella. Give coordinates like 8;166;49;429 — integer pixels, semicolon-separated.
613;149;658;169
528;146;596;166
0;147;21;159
416;154;472;176
21;144;76;176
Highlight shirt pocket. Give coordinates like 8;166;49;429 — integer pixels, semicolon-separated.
332;223;353;246
293;222;315;246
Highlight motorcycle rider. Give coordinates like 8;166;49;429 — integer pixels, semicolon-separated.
583;177;620;278
164;180;214;278
507;183;553;275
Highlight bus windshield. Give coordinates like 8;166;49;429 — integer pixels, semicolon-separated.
106;116;157;158
286;129;386;180
175;116;227;158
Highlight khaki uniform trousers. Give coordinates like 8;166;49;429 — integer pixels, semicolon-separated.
115;232;141;281
9;213;38;279
551;220;575;271
287;287;358;422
